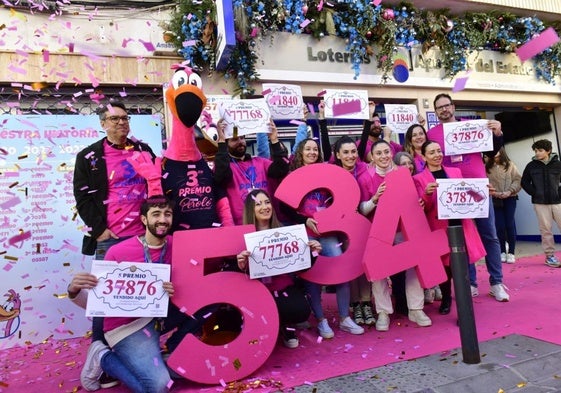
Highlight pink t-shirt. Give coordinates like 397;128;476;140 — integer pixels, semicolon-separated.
226;157;272;225
427;124;486;178
413;152;426;174
104;142;146;237
352;161;374;203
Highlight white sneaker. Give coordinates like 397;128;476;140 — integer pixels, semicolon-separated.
434;286;443;301
500;252;507;263
424;288;435;304
317;319;334;339
490;284;509;302
339;317;364;335
80;340;109;391
408;310;432;327
470;285;479;297
375;312;390;332
506;253;516;264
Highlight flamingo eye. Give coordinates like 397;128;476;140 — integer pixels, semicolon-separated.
171;70;189;89
188;73;202;89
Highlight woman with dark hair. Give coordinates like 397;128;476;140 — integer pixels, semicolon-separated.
236;189;322;349
403;123;428;173
331;136;377;327
284;138;364;338
413;140;486;315
394;151;443;304
364;140;431;331
486;146;521;263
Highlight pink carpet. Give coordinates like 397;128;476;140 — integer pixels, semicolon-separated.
2;254;560;393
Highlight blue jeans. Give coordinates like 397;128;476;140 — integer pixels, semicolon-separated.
494;197;517;254
469;203;503;286
304;235;351;319
101;321;171;393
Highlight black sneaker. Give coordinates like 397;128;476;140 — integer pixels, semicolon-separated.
99;372;119;389
282;328;299;348
352;303;364;325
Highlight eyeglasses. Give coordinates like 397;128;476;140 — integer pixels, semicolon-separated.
103;115;131;123
435;103;453;111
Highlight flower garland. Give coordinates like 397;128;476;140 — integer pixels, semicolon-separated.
167;1;561;94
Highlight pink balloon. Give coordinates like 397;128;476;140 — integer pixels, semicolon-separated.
275;164;370;285
168;226;279;384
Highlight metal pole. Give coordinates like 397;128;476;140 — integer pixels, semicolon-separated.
447;225;481;364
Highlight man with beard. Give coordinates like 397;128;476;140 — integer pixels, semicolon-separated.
213;119;290;225
427;93;509;302
68;196;187;392
357;109;403;163
73;100;155;390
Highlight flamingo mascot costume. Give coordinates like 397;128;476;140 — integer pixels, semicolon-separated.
128;63;233;229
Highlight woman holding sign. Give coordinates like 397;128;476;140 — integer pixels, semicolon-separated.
236;189;321;349
413;141;486;315
362;140;431;330
281;138;365;338
332;136;377;328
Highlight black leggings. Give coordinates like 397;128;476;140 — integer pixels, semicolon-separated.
273;285;311;326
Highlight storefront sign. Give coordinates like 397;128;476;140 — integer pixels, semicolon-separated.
256;32;561;92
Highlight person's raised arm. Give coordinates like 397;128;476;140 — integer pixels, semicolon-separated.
267;119;290;179
357;101;376;161
213;119;234;186
318;101;332;162
291;105;310;155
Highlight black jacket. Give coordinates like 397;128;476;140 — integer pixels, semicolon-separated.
521;153;561;204
73;137;155;255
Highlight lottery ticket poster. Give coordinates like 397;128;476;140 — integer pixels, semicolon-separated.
323;89;370;120
244;224;310;279
384;104;419;134
86;260;171;318
218;98;271;137
262;83;304;120
199;94;234;128
442;119;494;156
436;178;489;220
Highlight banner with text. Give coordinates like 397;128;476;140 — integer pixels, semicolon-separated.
0;114;162;349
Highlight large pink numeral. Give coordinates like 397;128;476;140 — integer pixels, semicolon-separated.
363;167;449;288
168;226;279;384
275;164;371;285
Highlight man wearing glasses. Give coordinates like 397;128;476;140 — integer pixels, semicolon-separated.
427;93;510;303
74;101;156;258
73;101;156;390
